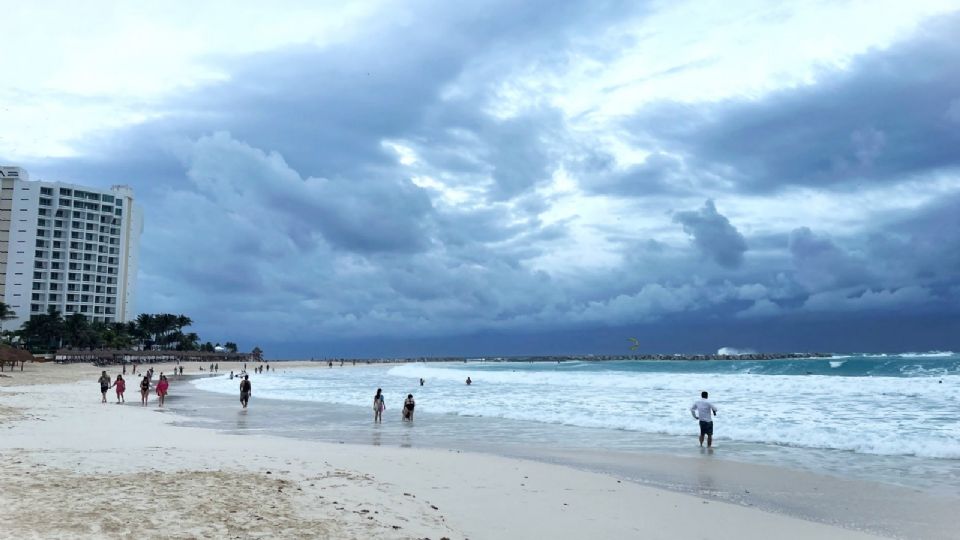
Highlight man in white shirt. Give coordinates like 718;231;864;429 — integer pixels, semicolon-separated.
690;391;718;448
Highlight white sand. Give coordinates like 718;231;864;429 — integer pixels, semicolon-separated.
0;362;885;539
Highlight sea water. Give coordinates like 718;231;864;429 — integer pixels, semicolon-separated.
190;352;960;494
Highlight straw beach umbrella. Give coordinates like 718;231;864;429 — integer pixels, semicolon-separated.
0;344;34;372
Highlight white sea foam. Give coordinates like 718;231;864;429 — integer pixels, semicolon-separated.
829;361;846;368
898;351;955;358
717;347;756;355
193;363;960;460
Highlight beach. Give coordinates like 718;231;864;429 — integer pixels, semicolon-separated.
0;360;952;539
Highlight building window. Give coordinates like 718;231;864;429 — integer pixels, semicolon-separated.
40;187;53;195
39;198;52;206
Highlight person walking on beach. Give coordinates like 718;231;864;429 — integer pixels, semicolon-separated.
112;374;126;403
156;375;169;407
419;378;424;386
691;391;718;448
373;388;385;423
140;375;150;406
98;371;111;403
239;375;252;408
403;394;415;421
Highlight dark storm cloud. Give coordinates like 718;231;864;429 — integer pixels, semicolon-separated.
673;199;747;268
629;14;960;192
788;227;870;291
8;2;960;355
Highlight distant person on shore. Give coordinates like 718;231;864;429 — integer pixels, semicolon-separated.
240;375;251;409
373;388;385;423
122;364;126;375
466;377;472;385
230;371;234;380
98;371;111;403
179;365;184;375
691;391;718;448
403;394;415;421
156;375;169;407
112;374;126;403
140;376;150;406
419;378;424;386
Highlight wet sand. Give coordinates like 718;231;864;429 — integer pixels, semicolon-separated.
0;361;922;539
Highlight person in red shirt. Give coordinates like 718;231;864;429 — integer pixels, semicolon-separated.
112;375;126;403
156;375;169;407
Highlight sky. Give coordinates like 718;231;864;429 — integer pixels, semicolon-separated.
2;0;959;357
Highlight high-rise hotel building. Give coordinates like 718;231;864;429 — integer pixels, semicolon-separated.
0;166;142;330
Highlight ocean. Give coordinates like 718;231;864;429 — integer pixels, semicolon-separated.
188;352;960;496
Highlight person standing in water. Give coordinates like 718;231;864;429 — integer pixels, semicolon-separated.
403;394;415;421
239;375;252;408
112;374;126;403
98;371;111;403
156;375;169;407
465;377;472;385
373;388;385;423
690;391;718;448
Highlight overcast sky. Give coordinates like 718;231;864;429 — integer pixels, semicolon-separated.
3;0;959;357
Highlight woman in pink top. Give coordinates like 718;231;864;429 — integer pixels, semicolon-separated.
156;374;169;407
112;375;126;403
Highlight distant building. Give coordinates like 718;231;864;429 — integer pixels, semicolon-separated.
0;166;143;329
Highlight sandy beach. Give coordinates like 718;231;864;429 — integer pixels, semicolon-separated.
0;361;927;539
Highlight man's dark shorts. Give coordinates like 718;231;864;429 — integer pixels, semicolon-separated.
699;420;714;436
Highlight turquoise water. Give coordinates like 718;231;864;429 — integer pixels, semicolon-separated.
189;352;960;494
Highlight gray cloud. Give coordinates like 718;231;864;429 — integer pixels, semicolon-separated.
628;14;960;192
6;3;960;354
673;200;748;269
788;227;870;291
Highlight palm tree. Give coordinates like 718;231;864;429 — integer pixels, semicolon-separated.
136;313;157;349
176;314;192;333
0;302;16;335
63;313;91;348
18;306;64;353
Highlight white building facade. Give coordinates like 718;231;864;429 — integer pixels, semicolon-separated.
0;166;143;330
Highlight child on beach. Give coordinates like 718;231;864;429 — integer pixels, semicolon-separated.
112;375;126;403
373;388;385;423
140;376;150;406
156;375;169;407
98;371;111;403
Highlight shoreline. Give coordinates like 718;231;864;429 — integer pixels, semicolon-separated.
0;362;948;539
178;371;956;539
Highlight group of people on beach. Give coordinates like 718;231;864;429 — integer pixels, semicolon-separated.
101;363;720;448
372;388;416;423
98;368;171;407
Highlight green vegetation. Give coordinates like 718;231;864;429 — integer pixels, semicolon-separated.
0;302;241;354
